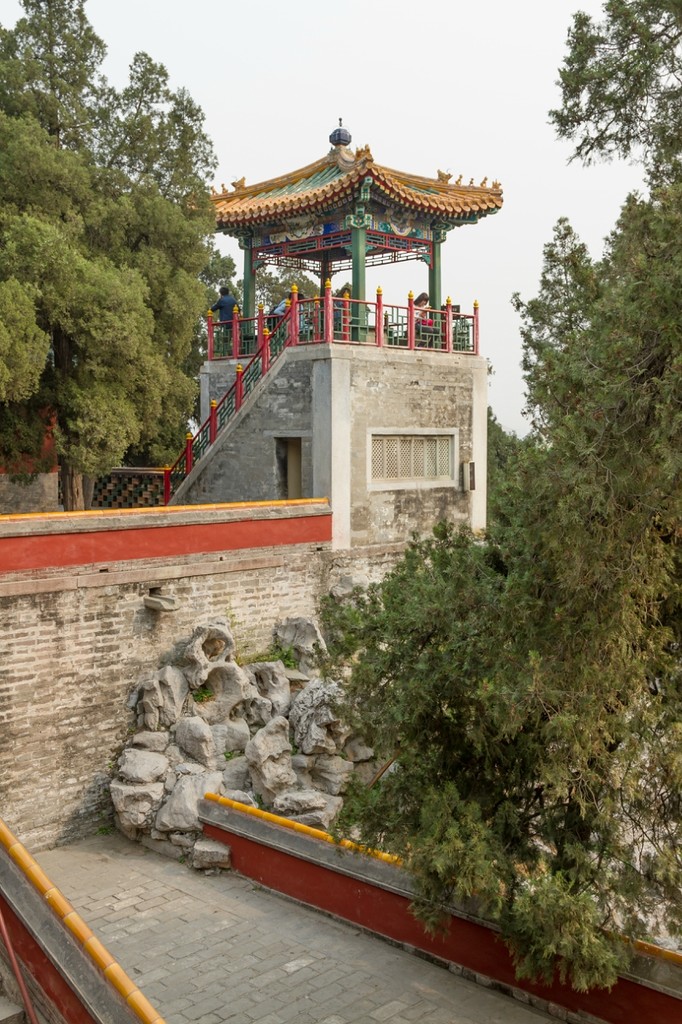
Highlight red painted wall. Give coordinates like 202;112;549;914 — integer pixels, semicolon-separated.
0;895;100;1024
203;822;680;1024
0;510;332;573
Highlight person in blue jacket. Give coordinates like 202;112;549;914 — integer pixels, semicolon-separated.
211;286;237;324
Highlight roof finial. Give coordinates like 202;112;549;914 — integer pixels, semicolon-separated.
329;118;352;147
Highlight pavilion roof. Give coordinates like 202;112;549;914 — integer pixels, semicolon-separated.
211;144;503;231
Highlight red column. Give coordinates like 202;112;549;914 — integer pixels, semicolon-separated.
473;300;480;355
290;285;299;346
323;279;333;343
313;296;321;342
185;431;194;474
207;311;214;361
257;303;265;350
445;297;453;353
232;306;240;360
376;287;384;347
342;291;350;342
209;399;217;444
261;329;270;374
235;363;244;410
407;292;415;350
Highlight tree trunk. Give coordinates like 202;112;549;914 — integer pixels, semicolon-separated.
83;475;95;510
60;462;85;511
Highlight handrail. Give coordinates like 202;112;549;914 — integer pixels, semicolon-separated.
0;901;40;1024
204;796;682;972
204;793;402;866
0;817;167;1024
167;287;480;502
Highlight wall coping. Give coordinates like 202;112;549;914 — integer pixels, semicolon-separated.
0;498;330;539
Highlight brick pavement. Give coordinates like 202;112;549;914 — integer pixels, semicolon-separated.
38;834;553;1024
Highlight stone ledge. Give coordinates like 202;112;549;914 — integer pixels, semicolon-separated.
0;498;330;538
0;554;290;597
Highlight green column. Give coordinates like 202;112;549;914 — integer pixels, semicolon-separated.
351;224;366;340
428;237;442;310
241;238;255;319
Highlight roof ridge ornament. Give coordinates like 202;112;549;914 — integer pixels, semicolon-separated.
329;117;352;148
231;176;246;191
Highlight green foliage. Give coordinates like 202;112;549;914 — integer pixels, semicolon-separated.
0;1;217;503
269;643;298;670
252;267;320;311
193;686;214;704
326;181;682;990
551;0;682;181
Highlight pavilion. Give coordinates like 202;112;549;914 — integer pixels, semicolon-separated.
211;121;503;317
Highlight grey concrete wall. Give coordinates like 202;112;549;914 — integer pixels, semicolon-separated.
184;345;488;548
186;353;316;505
343;347;487;546
0;472;59;514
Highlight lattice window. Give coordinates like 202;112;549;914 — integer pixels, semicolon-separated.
371;435;453;481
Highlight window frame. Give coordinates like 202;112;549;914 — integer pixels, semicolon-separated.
367;428;459;492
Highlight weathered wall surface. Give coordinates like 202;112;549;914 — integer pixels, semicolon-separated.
180;345;487;547
0;502;403;853
346;348;486;546
0;503;331;851
0;472;59;515
184;354;315;505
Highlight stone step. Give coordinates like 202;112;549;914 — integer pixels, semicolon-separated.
0;995;25;1024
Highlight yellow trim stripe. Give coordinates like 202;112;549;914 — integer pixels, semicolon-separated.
206;795;682;969
0;817;167;1024
205;793;402;866
0;497;329;523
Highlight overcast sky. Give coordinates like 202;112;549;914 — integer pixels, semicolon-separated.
4;0;644;434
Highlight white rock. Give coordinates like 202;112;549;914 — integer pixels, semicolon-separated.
110;781;165;834
130;731;170;753
175;717;215;768
154;772;223;833
183;620;236;688
191;838;231;870
118;749;169;784
343;737;374;763
244;717;296;803
212;720;250;756
274;618;328;675
221;755;250;791
272;789;343;830
221;789;257;807
289;680;350;755
310;754;354;795
245;662;292;717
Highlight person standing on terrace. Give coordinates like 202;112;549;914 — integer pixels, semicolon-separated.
211;286;237;324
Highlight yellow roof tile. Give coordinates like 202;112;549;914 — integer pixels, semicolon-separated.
212;145;502;231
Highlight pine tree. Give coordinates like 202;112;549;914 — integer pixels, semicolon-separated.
323;2;682;990
0;0;216;508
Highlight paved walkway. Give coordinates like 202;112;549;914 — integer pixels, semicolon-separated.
38;834;552;1024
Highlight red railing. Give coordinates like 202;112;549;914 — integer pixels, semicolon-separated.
167;284;480;502
206;283;479;360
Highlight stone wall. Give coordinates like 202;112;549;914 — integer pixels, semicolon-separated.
181;344;488;548
346;348;486;545
187;355;314;504
0;502;403;852
0;471;59;514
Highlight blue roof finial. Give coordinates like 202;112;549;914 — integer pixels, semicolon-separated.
329;118;352;147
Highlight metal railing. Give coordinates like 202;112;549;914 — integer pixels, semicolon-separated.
168;285;480;502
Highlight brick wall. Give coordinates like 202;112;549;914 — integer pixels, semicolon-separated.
0;502;331;850
0;501;403;851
